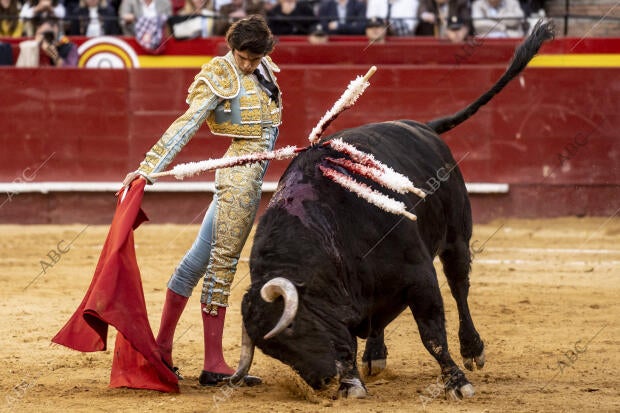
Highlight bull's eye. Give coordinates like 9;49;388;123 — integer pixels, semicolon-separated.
283;325;294;336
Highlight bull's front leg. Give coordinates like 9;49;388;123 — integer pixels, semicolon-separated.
335;336;367;398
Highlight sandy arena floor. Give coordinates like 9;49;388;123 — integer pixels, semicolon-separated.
0;216;618;412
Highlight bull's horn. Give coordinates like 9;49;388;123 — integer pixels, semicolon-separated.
261;277;299;339
230;322;255;385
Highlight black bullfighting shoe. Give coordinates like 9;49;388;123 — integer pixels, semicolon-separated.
162;360;184;380
170;366;184;381
198;370;262;387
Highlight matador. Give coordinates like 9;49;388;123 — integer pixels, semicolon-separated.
123;15;280;387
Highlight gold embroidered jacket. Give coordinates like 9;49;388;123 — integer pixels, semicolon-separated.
138;52;282;179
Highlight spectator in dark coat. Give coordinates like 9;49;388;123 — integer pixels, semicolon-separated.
415;0;471;42
68;0;121;35
267;0;316;35
317;0;366;35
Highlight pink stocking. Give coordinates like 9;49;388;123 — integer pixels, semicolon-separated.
201;304;234;374
155;288;189;367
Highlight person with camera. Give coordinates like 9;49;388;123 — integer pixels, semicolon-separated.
34;18;78;66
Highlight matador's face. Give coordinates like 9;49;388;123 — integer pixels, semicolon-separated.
232;49;264;75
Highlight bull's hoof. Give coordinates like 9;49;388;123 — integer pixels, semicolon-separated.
443;368;475;401
362;358;386;376
463;348;485;371
446;383;475;400
337;378;367;399
460;334;485;371
362;335;387;377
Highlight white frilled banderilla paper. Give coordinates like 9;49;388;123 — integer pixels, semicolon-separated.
307;66;377;145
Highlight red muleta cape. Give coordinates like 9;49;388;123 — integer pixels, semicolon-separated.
52;179;179;393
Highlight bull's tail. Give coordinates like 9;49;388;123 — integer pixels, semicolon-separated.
426;19;555;135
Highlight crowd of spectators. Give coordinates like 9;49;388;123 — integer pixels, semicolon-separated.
0;0;544;39
0;0;545;65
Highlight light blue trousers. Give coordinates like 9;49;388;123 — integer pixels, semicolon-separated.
167;199;218;297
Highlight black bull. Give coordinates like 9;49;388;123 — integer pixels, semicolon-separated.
231;21;555;399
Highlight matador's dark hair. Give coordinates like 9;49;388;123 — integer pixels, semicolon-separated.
226;15;276;56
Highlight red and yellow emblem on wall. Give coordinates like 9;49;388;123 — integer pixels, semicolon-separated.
77;37;140;69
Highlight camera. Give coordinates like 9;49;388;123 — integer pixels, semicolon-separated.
42;31;55;44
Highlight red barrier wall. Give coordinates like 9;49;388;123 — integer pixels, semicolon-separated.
0;37;618;224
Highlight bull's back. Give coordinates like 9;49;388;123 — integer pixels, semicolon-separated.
329;119;467;201
269;118;471;260
325;119;472;254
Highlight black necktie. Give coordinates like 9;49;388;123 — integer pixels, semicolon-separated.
253;69;279;106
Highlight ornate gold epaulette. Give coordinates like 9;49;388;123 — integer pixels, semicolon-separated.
191;57;240;100
263;56;280;73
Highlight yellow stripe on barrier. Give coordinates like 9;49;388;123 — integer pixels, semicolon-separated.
134;53;620;68
529;54;620;68
137;55;213;68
